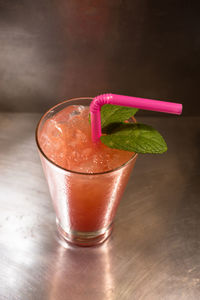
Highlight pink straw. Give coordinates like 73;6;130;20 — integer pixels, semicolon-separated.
90;93;182;142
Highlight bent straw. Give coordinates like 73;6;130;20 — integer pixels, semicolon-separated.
90;93;182;142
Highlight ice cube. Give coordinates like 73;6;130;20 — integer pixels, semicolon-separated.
71;105;85;116
53;105;85;124
75;129;87;143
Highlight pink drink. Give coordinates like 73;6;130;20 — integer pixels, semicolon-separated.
36;98;137;246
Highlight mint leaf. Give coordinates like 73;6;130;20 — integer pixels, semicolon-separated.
101;123;167;154
101;104;138;128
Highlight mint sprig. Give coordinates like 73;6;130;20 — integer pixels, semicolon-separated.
101;123;167;153
90;104;167;154
101;104;138;128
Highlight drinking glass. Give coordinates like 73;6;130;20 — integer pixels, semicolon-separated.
36;98;137;246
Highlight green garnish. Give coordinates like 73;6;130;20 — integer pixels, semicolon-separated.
90;104;168;154
101;123;167;153
101;104;138;128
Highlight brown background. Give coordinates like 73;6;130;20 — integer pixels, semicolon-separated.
0;0;199;115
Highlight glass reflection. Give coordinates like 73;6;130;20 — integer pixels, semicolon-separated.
49;241;114;300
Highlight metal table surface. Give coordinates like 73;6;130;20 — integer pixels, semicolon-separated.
0;113;200;300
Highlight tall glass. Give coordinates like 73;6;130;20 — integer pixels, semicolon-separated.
36;98;138;246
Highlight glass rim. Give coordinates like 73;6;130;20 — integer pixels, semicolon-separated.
35;97;138;176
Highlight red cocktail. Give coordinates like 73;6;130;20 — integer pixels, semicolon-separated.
36;98;137;246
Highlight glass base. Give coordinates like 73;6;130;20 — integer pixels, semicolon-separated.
56;219;113;247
